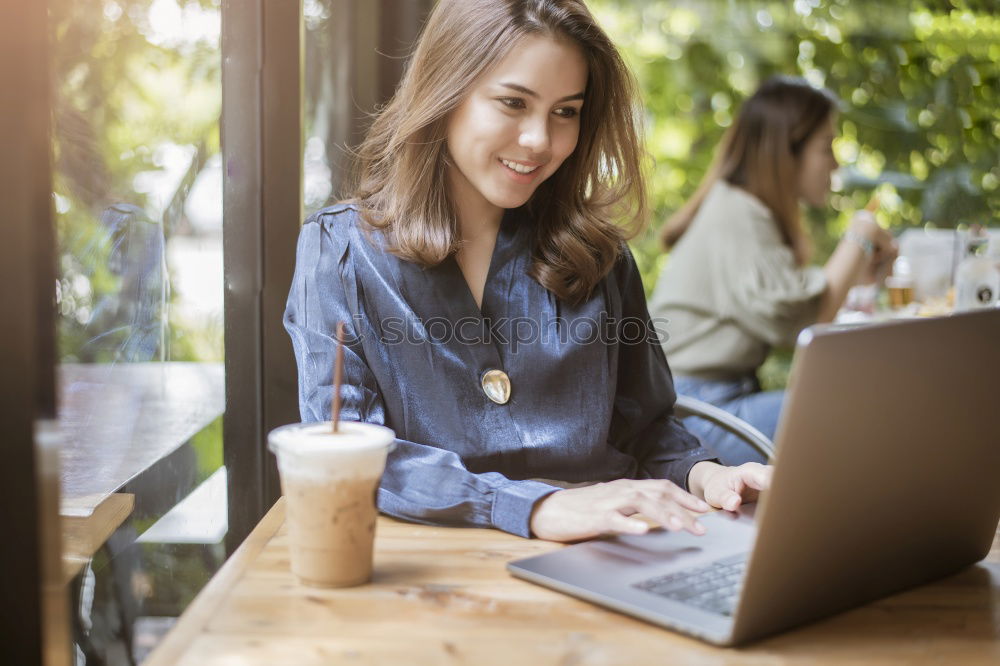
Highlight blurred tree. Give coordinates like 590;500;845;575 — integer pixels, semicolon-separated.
47;6;226;658
50;0;221;363
590;0;1000;386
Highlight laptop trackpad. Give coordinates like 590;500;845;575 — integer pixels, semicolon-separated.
506;506;758;643
568;505;757;575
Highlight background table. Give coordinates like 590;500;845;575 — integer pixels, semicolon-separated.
61;493;134;585
147;498;1000;665
59;362;224;517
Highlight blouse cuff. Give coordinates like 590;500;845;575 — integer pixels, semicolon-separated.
677;448;720;492
492;480;560;538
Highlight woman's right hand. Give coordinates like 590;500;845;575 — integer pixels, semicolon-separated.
848;211;893;252
529;479;711;542
847;211;897;283
819;210;898;320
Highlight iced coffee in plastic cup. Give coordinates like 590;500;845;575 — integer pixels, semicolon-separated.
268;421;395;587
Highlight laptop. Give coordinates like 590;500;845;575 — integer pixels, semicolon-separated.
508;308;1000;646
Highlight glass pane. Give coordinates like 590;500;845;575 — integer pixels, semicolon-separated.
50;0;224;661
303;0;342;216
303;0;434;216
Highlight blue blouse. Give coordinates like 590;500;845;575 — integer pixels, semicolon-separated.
283;205;715;537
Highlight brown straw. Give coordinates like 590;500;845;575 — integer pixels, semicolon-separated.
331;321;345;433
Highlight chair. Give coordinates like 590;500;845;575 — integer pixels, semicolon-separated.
673;394;775;461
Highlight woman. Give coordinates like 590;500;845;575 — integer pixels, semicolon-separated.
648;76;896;466
284;0;770;543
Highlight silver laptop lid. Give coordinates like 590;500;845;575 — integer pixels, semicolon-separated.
731;309;1000;643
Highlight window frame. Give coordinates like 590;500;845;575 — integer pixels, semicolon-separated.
221;0;305;552
0;0;65;663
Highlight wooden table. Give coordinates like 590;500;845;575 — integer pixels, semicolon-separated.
61;493;135;585
147;499;1000;665
58;362;224;516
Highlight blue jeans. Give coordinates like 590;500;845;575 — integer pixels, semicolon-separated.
673;375;784;466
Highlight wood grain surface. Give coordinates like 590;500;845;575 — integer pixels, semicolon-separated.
146;498;1000;665
61;492;134;585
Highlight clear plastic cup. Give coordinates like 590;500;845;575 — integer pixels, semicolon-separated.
268;421;395;587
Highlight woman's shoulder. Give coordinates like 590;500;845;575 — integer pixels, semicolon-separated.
293;204;397;281
304;202;362;230
603;241;643;297
699;181;771;221
301;202;389;253
695;181;781;243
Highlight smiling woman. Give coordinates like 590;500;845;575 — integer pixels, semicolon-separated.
445;35;588;307
445;36;586;211
351;0;648;305
284;0;773;545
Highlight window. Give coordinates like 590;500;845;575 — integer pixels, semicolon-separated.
51;0;225;659
5;1;428;661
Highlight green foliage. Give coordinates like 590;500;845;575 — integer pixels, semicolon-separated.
591;0;1000;386
51;0;221;363
591;0;999;289
189;415;224;484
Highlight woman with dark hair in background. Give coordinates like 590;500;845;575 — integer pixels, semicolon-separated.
284;0;771;543
649;76;896;466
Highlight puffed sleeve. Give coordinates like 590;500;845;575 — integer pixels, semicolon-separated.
283;211;558;538
725;240;827;347
606;247;718;486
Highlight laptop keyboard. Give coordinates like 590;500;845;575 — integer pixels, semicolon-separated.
632;553;747;616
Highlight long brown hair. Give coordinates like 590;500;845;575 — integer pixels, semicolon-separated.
350;0;647;304
659;76;838;265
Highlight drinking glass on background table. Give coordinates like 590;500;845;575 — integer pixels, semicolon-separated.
886;255;915;310
268;421;395;587
897;229;958;303
885;276;914;309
